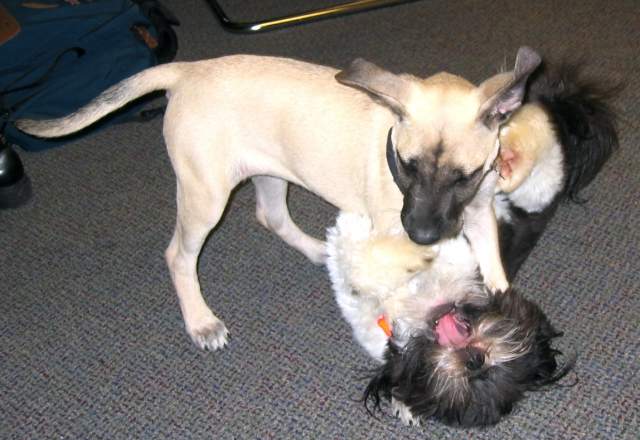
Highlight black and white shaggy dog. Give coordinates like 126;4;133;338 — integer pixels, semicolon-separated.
325;61;618;427
327;212;568;427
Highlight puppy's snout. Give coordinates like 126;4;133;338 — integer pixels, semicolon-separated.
408;227;440;245
401;203;463;245
402;214;441;244
464;348;485;371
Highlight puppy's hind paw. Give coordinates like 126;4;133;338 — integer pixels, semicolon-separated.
187;315;230;351
305;241;328;266
392;398;421;427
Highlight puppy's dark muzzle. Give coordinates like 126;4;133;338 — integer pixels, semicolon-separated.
402;213;461;245
405;224;441;245
386;127;464;245
401;199;445;245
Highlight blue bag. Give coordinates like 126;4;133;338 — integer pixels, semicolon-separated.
0;0;178;151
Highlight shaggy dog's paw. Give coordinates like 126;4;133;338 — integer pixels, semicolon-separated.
392;398;421;427
186;314;230;351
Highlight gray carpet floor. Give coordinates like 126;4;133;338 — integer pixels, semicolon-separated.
1;0;638;438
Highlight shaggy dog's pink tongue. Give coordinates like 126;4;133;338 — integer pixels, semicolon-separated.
435;312;470;347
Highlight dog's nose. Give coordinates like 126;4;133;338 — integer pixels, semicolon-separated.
465;348;485;371
408;227;440;245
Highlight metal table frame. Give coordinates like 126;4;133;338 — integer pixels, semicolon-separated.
205;0;420;33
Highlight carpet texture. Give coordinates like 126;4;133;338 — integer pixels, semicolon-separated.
1;0;638;438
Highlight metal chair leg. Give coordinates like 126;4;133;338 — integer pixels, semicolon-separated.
205;0;421;33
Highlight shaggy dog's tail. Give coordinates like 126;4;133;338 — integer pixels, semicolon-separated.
527;61;621;202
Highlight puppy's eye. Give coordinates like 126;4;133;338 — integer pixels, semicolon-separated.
399;156;418;175
452;169;470;185
453;167;482;186
454;173;469;185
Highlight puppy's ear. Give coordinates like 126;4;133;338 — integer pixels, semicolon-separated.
336;59;413;119
478;46;542;128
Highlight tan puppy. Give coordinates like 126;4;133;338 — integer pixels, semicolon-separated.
16;48;541;350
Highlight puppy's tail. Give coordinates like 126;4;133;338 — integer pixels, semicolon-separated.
15;63;184;138
527;61;621;202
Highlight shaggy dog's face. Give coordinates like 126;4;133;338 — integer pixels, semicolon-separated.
364;289;571;427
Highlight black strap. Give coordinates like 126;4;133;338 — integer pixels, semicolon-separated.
1;47;85;101
0;47;85;132
132;105;166;122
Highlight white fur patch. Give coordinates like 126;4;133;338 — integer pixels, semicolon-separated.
326;214;390;361
392;397;421;426
325;212;481;361
507;140;564;212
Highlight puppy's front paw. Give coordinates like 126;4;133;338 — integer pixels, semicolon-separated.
392;398;421;427
186;313;230;351
485;272;509;294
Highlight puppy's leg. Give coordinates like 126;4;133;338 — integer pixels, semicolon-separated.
253;176;326;264
464;170;509;292
166;177;231;351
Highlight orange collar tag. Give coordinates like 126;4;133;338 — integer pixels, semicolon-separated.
377;315;393;338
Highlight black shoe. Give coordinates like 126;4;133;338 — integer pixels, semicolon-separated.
0;136;32;209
